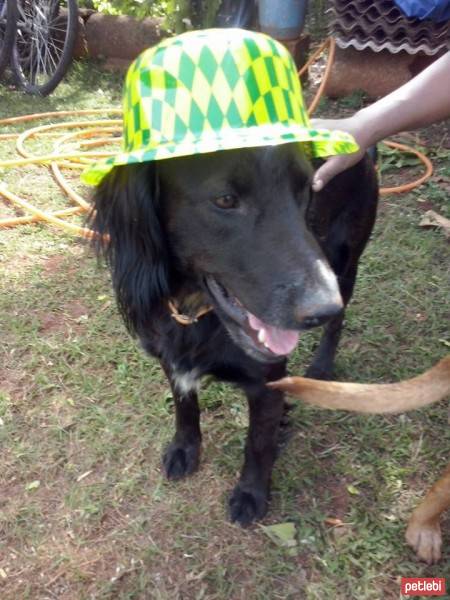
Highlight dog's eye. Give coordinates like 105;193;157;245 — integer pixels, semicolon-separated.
213;194;239;210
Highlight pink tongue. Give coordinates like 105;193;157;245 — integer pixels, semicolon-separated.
248;314;299;356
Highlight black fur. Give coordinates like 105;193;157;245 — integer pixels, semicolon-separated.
90;144;378;525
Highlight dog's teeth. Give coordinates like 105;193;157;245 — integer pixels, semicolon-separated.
258;328;266;344
264;342;270;349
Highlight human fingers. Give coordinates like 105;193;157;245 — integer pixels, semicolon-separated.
312;149;366;191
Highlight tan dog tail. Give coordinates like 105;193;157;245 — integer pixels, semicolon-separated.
267;356;450;414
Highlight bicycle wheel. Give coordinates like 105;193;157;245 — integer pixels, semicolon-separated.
11;0;78;96
0;0;17;78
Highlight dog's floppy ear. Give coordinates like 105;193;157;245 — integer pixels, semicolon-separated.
89;163;170;335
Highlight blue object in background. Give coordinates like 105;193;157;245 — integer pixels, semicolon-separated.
393;0;450;22
259;0;309;39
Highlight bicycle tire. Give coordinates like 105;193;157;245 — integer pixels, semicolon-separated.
0;0;17;78
11;0;78;96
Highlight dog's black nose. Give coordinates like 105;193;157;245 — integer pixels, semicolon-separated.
301;302;343;329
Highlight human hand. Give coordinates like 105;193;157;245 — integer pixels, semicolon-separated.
311;52;450;193
311;117;368;192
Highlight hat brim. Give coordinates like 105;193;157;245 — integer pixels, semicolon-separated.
81;124;359;186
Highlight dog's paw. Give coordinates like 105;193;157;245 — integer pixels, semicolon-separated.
405;519;442;564
162;439;200;480
229;484;268;526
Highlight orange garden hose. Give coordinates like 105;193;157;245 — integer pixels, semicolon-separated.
380;140;433;194
0;110;122;236
298;37;336;116
0;41;434;238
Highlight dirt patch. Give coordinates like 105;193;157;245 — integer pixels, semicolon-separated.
323;475;351;521
0;366;30;403
0;462;274;599
38;300;89;335
42;255;65;275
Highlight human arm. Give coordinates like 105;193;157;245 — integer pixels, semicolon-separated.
312;51;450;191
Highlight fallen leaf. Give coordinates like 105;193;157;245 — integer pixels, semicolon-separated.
75;314;89;323
26;480;40;491
260;522;298;556
346;484;360;496
414;313;427;322
324;517;345;527
77;470;93;483
382;513;397;521
419;210;450;238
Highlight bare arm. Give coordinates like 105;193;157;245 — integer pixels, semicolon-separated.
312;51;450;191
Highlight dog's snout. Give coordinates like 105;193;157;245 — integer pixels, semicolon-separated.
291;258;343;328
301;301;343;328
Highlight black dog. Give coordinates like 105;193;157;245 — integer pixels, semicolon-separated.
89;144;378;525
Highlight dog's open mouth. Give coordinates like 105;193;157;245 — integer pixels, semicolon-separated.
205;278;299;357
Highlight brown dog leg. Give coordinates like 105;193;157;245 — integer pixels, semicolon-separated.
405;463;450;564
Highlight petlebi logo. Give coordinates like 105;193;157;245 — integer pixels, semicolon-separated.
401;578;446;597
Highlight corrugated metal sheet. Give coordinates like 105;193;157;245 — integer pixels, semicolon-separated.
329;0;449;55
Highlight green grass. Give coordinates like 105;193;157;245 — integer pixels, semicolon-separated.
1;60;449;599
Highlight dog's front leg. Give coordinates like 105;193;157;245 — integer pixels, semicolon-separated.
306;265;357;379
161;364;202;480
230;365;286;526
306;312;344;379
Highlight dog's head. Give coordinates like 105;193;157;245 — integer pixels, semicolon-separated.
91;144;343;362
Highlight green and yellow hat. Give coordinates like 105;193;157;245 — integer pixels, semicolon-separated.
82;28;358;186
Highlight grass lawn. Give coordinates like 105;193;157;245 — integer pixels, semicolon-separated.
0;60;449;599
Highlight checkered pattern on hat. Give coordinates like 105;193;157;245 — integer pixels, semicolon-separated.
122;29;311;158
81;29;358;185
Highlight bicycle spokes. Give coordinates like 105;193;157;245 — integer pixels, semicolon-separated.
12;0;78;95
